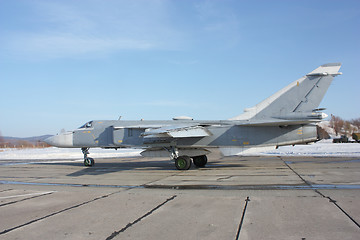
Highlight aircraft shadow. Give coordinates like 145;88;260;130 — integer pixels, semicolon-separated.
65;161;249;177
64;159;175;176
38;156;249;177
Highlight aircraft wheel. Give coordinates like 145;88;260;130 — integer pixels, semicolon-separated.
193;155;208;168
175;156;192;170
84;157;95;167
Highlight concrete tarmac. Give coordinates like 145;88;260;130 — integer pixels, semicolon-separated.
0;151;360;239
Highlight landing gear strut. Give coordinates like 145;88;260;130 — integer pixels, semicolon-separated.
82;147;95;167
165;146;208;170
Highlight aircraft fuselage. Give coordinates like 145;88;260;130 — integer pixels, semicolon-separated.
47;119;317;151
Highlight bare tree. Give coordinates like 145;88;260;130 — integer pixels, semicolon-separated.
344;121;353;136
350;118;360;132
330;115;344;136
0;131;5;148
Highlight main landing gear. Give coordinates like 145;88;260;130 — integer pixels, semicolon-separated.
192;155;208;168
167;146;208;170
82;147;95;167
174;155;208;170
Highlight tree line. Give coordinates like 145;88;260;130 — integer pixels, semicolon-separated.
329;115;360;137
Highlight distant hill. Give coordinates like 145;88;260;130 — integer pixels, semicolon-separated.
0;135;53;148
3;135;53;142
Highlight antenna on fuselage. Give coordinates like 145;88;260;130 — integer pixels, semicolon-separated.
118;116;122;120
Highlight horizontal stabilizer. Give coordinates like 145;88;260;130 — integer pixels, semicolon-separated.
306;63;342;76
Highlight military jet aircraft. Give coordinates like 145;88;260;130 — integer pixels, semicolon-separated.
44;63;342;170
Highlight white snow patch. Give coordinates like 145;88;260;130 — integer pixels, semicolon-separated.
261;139;360;157
0;147;142;160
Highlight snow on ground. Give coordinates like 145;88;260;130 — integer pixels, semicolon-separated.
0;140;359;161
0;147;142;160
261;139;360;157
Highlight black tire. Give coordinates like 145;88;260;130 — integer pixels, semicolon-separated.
84;157;95;167
175;156;192;170
193;155;208;168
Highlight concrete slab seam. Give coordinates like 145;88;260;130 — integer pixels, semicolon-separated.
235;196;250;240
105;195;177;240
0;191;55;208
0;180;144;189
280;157;360;229
317;190;360;229
141;171;183;186
0;189;13;193
0;191;56;199
0;190;122;235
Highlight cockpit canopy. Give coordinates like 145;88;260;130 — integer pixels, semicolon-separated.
79;121;93;129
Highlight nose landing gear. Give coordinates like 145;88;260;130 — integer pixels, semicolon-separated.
82;147;95;167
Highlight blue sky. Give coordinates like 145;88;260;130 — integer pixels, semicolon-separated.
0;0;359;137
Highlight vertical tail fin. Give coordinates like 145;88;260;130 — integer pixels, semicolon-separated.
230;63;342;120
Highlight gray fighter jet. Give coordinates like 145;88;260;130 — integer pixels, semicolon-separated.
44;63;342;170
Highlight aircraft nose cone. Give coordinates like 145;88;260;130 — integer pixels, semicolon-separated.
43;132;74;147
43;136;56;146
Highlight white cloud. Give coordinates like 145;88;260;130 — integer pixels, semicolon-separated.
0;0;244;60
1;0;182;60
5;33;154;59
